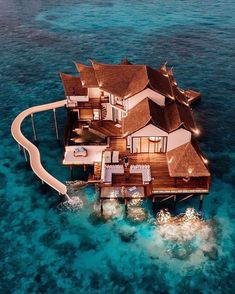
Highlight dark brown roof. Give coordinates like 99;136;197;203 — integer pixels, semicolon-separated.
122;98;196;136
122;98;158;135
165;102;196;132
167;142;210;177
147;66;175;100
74;63;98;87
90;61;188;104
59;73;87;96
120;58;132;65
92;61;148;98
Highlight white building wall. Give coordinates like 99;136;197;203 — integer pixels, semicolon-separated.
129;124;191;152
125;88;165;110
131;124;168;137
88;88;100;98
167;128;191;151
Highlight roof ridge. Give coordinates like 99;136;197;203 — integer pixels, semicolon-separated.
173;142;189;169
91;60;145;68
124;65;148;98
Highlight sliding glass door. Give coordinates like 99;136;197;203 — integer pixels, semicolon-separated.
132;136;167;153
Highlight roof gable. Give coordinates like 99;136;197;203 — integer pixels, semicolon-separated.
123;98;196;136
59;73;87;96
122;98;152;136
74;62;98;87
92;61;148;98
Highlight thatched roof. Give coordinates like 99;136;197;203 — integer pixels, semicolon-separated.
59;73;87;96
167;142;210;177
122;98;195;136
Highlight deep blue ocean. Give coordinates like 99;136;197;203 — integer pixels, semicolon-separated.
0;0;235;293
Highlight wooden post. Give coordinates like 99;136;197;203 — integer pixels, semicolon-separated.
53;108;59;140
207;177;211;191
199;194;204;211
173;195;177;210
23;148;28;162
31;113;38;142
18;143;22;151
152;196;155;211
125;198;128;215
100;199;103;215
70;166;74;180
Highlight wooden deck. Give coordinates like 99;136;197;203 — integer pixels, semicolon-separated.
76;97;109;108
91;120;122;137
104;137;209;194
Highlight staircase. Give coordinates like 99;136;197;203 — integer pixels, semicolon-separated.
101;105;107;120
94;162;101;180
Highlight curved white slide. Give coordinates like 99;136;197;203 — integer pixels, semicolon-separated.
11;99;67;195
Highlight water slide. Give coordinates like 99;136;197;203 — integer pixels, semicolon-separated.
11;99;67;195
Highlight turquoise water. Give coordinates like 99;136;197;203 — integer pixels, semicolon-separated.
1;0;235;293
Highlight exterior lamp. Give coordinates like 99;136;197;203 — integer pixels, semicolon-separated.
202;157;209;164
193;128;200;136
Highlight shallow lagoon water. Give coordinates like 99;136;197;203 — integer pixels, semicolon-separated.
0;0;235;293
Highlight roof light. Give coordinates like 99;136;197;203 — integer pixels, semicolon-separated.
168;156;174;164
193;128;200;136
202;157;209;164
188;168;193;174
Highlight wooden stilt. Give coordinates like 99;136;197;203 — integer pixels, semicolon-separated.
199;194;204;211
18;143;22;151
100;199;103;215
30;113;38;142
152;196;156;211
70;166;74;180
23;148;28;162
53;108;59;140
125;198;128;215
154;197;158;209
173;195;177;210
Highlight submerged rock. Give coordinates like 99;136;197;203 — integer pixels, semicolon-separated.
203;246;218;260
118;225;137;242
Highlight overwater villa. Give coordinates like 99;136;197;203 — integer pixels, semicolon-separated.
11;59;210;208
59;59;210;206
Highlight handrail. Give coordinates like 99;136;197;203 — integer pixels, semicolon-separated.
11;99;67;195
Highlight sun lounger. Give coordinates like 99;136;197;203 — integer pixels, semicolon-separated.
73;146;87;157
103;150;112;163
112;151;119;163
